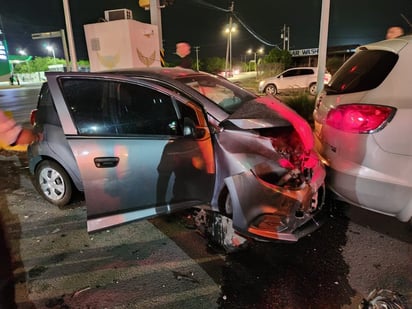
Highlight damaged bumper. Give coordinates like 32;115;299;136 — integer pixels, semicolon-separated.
225;161;326;242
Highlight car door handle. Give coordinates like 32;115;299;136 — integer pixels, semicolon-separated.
94;157;120;168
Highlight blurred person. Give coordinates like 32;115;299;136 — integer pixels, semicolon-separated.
175;42;193;69
386;26;404;39
0;109;37;309
0;110;37;146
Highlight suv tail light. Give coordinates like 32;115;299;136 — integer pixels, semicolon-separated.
325;104;395;133
30;109;37;126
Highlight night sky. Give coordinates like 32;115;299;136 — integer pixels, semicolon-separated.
1;0;412;62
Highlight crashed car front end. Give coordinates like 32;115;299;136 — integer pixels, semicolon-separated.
214;96;326;243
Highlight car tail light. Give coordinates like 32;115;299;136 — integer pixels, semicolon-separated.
30;109;37;126
325;104;395;133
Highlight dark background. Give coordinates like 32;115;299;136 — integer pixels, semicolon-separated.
1;0;412;62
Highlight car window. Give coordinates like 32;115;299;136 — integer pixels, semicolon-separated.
282;69;297;78
177;74;255;114
325;50;398;94
60;79;180;136
36;83;61;127
300;69;315;76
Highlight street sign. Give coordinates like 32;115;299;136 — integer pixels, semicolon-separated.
31;31;62;40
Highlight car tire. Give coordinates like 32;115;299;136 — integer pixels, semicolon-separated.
309;83;317;96
264;84;277;95
35;160;72;207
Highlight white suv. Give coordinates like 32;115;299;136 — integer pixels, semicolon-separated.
258;67;331;96
313;35;412;224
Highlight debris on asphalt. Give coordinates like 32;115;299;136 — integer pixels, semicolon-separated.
359;288;408;309
172;270;200;283
72;286;91;298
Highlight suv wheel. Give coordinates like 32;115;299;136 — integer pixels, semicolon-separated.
35;160;72;207
309;83;317;96
264;84;277;95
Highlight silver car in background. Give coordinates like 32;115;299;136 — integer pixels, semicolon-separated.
258;67;331;96
314;35;412;224
28;68;326;251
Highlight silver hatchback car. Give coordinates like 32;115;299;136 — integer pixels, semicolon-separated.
28;68;326;250
314;35;412;224
258;67;331;96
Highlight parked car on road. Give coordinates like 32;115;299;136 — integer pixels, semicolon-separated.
258;67;331;96
28;67;326;250
313;35;412;224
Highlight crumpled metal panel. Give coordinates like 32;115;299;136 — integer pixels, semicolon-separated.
225;164;324;242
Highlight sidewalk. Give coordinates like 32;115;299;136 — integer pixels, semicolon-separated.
0;81;43;90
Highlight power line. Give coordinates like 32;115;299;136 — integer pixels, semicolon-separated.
232;12;280;49
194;0;280;49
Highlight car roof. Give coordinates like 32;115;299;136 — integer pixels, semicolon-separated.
45;67;212;81
357;34;412;54
284;66;318;70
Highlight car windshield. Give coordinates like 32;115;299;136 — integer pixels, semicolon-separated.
176;74;256;114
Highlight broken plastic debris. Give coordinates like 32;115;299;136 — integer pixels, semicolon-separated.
72;286;91;298
359;288;408;309
172;271;199;283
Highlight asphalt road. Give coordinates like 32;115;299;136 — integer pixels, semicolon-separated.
0;150;411;309
0;83;411;308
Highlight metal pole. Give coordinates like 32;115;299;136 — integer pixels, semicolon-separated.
224;1;234;78
316;0;330;94
194;46;200;71
62;0;78;71
52;48;56;64
287;26;290;51
150;0;163;50
60;29;70;70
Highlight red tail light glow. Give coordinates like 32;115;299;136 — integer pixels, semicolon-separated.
326;104;395;133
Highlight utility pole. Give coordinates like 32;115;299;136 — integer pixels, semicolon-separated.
281;24;290;51
194;46;200;71
316;0;330;94
62;0;77;71
224;1;234;78
149;0;163;50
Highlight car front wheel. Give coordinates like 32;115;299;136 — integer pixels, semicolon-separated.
264;84;277;95
309;83;317;96
35;160;72;207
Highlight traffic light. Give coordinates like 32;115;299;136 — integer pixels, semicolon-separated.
139;0;174;9
139;0;150;9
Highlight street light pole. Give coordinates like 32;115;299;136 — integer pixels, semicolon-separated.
194;46;200;71
18;49;31;73
247;48;263;78
224;1;234;78
47;45;56;64
62;0;78;71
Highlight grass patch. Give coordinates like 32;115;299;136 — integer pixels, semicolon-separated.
232;77;316;124
280;93;316;124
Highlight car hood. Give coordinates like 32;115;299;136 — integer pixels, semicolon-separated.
226;96;314;152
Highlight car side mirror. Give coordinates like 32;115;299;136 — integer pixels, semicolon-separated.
183;117;207;139
183;117;195;137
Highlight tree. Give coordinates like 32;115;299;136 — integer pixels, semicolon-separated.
13;57;90;73
201;57;226;74
264;49;292;68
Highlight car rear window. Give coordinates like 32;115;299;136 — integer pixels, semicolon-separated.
325;49;398;95
36;83;61;127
